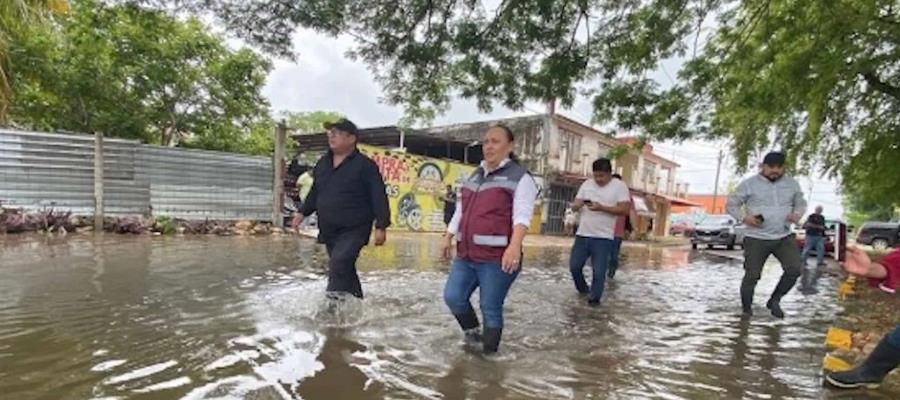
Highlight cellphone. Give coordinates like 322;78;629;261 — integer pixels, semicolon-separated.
583;199;593;205
755;214;765;223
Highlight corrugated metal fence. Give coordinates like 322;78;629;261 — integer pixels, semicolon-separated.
0;129;273;220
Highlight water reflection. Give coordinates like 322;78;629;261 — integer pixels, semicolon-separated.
0;234;893;399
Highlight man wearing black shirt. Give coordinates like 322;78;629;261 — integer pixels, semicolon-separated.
801;205;828;267
442;185;457;226
292;118;391;299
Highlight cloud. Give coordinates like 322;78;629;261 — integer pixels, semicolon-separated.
262;29;845;217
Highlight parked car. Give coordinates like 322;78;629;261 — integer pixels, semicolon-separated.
670;214;705;236
794;218;840;255
856;222;900;250
691;215;746;250
670;219;695;236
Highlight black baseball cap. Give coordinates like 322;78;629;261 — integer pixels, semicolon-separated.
762;151;786;166
323;118;359;136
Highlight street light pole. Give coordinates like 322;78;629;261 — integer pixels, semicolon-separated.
711;149;724;214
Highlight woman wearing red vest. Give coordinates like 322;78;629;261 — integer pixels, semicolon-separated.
441;124;538;354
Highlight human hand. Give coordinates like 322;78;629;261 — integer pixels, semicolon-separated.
743;215;761;227
587;203;605;212
374;229;387;246
501;243;522;274
842;246;874;277
291;214;304;233
571;199;585;210
441;235;454;261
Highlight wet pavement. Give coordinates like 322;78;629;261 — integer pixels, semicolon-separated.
0;233;893;399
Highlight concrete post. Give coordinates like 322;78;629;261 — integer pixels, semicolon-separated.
93;131;104;232
272;120;286;225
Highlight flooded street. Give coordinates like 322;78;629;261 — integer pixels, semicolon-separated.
0;234;879;399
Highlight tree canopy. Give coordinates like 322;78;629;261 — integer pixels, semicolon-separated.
8;0;272;152
165;0;900;208
0;0;70;120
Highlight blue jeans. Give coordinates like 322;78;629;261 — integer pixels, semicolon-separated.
608;237;623;276
888;325;900;348
444;258;520;329
569;236;615;302
801;235;826;266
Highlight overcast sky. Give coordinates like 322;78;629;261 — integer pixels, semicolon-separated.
261;29;845;218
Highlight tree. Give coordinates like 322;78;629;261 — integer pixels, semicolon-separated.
180;110;343;156
7;0;272;148
282;110;344;135
155;0;899;208
0;0;69;121
844;188;899;228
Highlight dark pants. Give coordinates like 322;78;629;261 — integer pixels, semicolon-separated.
444;258;520;329
324;226;370;298
569;236;615;302
608;237;623;277
741;235;803;308
889;325;900;348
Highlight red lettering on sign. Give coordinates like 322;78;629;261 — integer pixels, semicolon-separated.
371;155;410;184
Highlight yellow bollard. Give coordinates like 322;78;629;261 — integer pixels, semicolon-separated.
823;354;853;372
837;279;856;300
825;327;853;350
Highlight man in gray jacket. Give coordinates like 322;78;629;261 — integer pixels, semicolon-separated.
727;152;807;318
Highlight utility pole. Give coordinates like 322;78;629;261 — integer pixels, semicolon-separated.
711;149;724;214
272;120;286;226
93;131;104;232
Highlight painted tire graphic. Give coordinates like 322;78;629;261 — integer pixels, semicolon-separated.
417;162;443;181
405;208;423;231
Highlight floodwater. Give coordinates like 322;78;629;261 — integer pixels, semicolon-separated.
0;234;891;399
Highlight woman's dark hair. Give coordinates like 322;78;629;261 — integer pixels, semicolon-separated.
489;123;518;162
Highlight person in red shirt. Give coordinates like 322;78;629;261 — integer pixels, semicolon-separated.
607;173;632;279
826;247;900;389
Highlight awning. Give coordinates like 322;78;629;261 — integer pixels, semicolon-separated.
628;188;704;208
632;195;656;217
656;193;704;207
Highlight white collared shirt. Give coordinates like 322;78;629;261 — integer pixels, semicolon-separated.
446;158;538;235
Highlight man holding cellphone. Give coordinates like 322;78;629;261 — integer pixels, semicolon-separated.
568;159;631;306
726;151;807;318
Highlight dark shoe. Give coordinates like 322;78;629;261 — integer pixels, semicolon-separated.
799;286;819;295
766;299;785;319
463;328;482;346
607;267;617;279
742;304;753;317
587;298;601;307
740;283;755;316
826;336;900;389
482;327;502;355
453;311;480;331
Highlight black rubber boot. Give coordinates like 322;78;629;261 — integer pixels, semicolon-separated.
453;312;481;344
771;274;799;299
826;336;900;389
453;311;479;331
766;298;784;319
740;280;754;316
767;274;798;319
482;327;502;355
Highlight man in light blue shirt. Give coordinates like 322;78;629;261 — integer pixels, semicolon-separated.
727;152;807;319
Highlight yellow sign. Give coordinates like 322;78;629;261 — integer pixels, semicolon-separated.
359;145;475;232
825;327;853;350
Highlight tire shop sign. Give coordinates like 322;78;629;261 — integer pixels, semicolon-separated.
359;144;475;232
